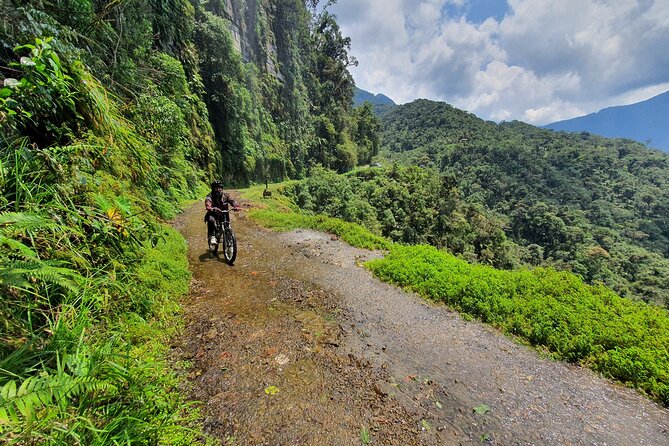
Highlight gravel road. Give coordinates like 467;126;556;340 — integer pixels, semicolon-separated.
173;199;669;445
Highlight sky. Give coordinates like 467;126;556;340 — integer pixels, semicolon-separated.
327;0;669;125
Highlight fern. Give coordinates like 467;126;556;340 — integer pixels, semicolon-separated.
0;259;81;294
113;196;133;216
0;373;113;430
93;194;112;214
0;212;82;256
0;212;59;234
0;235;37;259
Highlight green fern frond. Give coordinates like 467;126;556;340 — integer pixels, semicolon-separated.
0;235;37;259
0;212;85;249
93;194;112;213
0;259;82;293
0;374;114;426
0;212;58;233
116;200;133;218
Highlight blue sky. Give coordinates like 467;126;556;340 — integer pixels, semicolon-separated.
444;0;509;23
328;0;669;125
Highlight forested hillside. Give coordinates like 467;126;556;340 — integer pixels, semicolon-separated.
379;100;669;306
2;0;668;440
284;99;669;307
273;97;669;403
0;0;373;442
1;0;379;184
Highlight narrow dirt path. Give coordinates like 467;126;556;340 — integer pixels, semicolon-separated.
173;199;669;445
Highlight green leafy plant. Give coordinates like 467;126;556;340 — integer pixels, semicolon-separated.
480;433;493;442
473;404;490;415
0;35;208;443
360;425;371;444
1;37;80;144
0;365;112;435
366;244;669;405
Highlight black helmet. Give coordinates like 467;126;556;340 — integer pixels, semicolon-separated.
211;180;224;189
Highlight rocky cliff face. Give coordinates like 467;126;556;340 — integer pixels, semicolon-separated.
218;0;282;79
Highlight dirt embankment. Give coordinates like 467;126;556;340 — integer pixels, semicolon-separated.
173;200;669;446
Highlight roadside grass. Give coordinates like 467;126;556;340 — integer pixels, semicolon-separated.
240;183;391;251
243;184;669;406
0;41;213;443
366;245;669;405
0;213;210;444
0;194;210;444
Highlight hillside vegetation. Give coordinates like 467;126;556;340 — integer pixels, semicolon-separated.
375;99;669;307
367;245;669;405
2;1;669;441
270;98;669;402
0;37;204;442
244;183;669;406
0;0;371;442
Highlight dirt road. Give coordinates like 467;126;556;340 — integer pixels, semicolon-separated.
173;200;669;445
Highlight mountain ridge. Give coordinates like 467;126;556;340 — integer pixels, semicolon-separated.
544;90;669;152
353;87;397;116
353;86;396;107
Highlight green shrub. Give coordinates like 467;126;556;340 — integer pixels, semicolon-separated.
250;208;390;251
366;244;669;404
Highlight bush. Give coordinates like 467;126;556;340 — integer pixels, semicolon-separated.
366;244;669;404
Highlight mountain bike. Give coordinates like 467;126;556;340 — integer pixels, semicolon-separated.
209;208;238;265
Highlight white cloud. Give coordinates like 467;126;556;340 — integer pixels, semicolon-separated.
499;0;669;99
329;0;669;124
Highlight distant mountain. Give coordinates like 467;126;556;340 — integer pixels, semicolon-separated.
544;90;669;152
353;87;396;115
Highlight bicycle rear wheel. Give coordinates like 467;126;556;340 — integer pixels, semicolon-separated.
223;227;237;265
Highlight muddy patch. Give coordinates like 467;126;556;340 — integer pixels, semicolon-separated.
174;204;448;445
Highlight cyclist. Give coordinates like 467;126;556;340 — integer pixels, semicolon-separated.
205;180;239;245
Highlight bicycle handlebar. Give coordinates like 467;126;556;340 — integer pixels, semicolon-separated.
212;207;241;212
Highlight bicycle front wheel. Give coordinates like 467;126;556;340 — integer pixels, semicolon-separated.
223;227;237;265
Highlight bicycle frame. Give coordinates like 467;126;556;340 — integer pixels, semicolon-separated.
209;208;237;265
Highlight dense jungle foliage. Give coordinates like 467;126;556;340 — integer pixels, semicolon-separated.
0;0;370;442
285;165;516;266
288;99;669;307
2;0;667;440
380;100;669;307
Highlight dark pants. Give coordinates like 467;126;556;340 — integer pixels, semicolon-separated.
205;211;217;237
205;210;229;236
